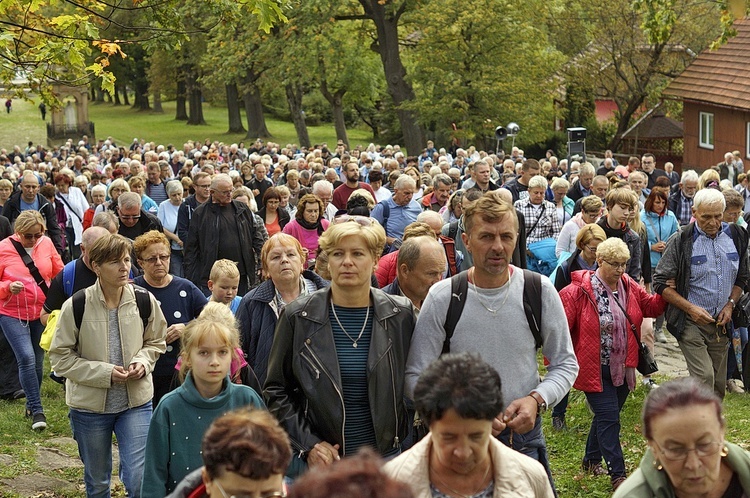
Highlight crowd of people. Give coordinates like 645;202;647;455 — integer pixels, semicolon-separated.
0;134;749;497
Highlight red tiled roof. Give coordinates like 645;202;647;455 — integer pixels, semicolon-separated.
663;18;750;111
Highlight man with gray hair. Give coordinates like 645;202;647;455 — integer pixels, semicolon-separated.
668;169;699;226
382;236;446;311
371;175;422;250
654;188;749;398
117;191;162;242
566;162;595;202
185;173;265;296
311;179;338;221
421;173;452;212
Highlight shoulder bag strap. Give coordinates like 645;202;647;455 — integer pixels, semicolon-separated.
55;193;83;222
10;238;48;296
610;287;639;341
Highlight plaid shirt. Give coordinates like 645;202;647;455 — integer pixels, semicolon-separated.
514;199;562;244
679;193;693;226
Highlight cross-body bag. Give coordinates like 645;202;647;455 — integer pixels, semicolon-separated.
611;289;658;375
10;239;49;296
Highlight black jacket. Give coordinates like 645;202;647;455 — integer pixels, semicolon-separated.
176;194;202;244
183;198;265;288
258;207;290;231
264;288;415;458
2;191;63;253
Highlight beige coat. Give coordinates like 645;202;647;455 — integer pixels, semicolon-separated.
383;434;554;498
49;282;167;412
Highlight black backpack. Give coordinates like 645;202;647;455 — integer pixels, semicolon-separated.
441;269;543;354
72;284;151;331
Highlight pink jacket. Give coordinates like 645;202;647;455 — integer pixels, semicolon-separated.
0;234;63;320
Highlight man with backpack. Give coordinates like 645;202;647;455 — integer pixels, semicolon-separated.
405;194;578;494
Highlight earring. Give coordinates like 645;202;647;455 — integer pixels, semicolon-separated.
653;460;663;471
721;445;729;458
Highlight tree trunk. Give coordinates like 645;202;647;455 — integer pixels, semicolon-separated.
608;96;646;151
175;66;188;121
152;91;163;113
319;70;349;148
354;103;379;139
365;0;424;154
113;86;122;106
285;83;310;148
94;86;104;102
186;67;206;125
243;70;271;138
122;86;130;106
226;83;245;133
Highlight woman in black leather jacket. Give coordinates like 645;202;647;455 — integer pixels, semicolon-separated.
264;216;416;470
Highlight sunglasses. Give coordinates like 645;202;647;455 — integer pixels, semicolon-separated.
21;232;44;241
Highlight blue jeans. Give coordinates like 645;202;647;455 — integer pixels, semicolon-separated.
584;365;630;479
498;415;557;496
170;250;183;278
0;315;44;415
551;391;569;418
727;323;748;379
69;402;152;498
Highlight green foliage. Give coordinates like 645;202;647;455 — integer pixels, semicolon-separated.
405;0;563;150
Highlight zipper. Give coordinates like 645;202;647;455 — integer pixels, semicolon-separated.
304;342;346;455
386;340;400;449
299;350;320;379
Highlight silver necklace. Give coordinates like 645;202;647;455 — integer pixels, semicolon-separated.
331;303;370;348
472;271;512;315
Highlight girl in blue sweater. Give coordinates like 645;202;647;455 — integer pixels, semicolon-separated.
140;311;264;496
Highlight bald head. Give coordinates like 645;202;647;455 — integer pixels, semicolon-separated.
81;226;111;267
416;210;444;237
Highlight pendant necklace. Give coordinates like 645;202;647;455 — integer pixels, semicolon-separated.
472;269;512;315
331;302;370;348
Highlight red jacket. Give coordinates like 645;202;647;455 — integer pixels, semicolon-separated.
559;270;666;393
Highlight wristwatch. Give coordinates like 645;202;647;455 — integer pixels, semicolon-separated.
729;298;737;308
528;391;547;415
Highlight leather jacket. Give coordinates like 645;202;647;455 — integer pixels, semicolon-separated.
264;287;415;458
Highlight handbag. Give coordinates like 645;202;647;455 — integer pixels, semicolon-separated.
732;292;750;328
611;290;659;376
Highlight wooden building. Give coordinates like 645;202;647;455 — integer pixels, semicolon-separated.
662;18;750;170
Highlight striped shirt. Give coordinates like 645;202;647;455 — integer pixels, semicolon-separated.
687;224;739;317
329;306;377;456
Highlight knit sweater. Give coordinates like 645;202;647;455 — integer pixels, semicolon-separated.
405;266;578;408
140;372;265;497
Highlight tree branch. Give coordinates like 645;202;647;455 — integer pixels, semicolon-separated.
334;14;372;21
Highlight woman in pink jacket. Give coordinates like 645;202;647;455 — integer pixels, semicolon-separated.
0;210;63;430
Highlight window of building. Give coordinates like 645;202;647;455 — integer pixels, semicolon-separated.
699;112;714;149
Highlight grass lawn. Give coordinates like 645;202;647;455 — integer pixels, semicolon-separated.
2;364;750;496
0;97;375;151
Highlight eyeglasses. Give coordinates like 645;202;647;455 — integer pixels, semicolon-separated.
333;214;374;226
653;440;722;461
142;254;170;265
21;232;44;241
213;480;286;498
119;214;141;221
603;260;627;270
585;245;598;253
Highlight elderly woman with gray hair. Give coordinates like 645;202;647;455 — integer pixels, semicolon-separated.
560;237;666;491
157;180;185;276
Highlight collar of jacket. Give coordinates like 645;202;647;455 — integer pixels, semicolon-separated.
297;287;402;326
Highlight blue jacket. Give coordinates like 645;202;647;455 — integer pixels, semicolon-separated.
641;209;679;267
236;270;329;387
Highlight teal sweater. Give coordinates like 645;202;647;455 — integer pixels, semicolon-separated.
140;372;264;496
613;443;750;497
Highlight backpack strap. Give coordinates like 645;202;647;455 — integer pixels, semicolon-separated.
72;284;151;331
448;220;459;242
62;260;77;297
72;288;86;331
442;270;469;355
522;269;543;349
132;285;152;330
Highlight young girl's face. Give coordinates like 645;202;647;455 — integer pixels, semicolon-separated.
189;333;232;396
